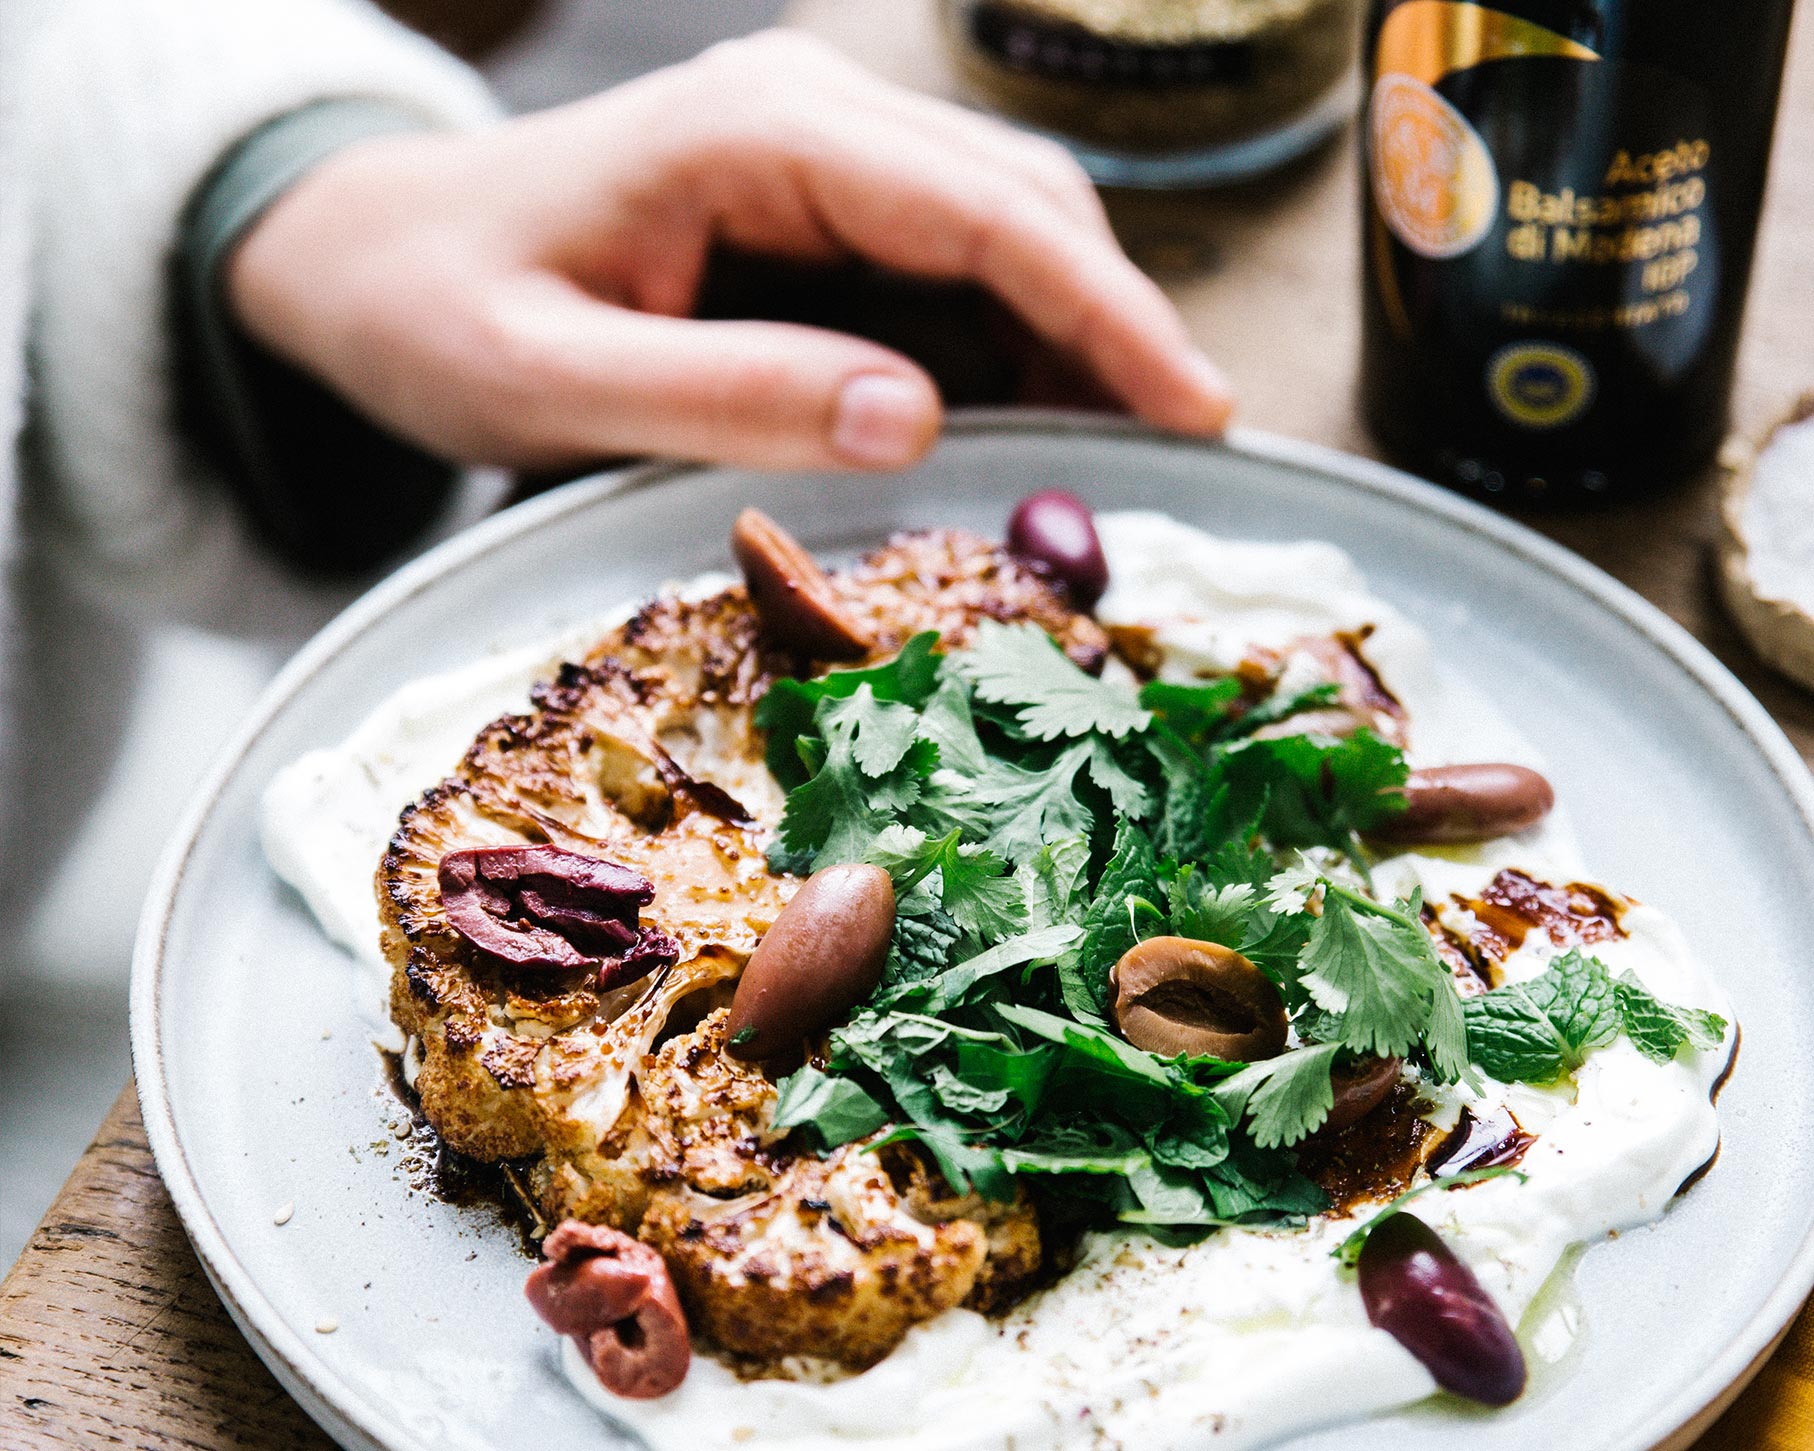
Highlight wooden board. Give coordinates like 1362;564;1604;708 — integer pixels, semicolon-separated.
6;2;1813;1446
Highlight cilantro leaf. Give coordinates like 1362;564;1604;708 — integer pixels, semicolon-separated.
955;621;1150;741
820;685;925;777
865;825;1026;944
1211;1043;1340;1148
1300;886;1455;1063
915;746;1098;867
1464;949;1618;1083
1612;972;1728;1063
771;1067;891;1149
1087;736;1155;818
756;632;940;787
1167;866;1258;948
1017;834;1091;932
1139;678;1244;747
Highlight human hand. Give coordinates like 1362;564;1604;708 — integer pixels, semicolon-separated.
228;30;1233;474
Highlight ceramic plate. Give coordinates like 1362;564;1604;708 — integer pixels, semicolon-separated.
132;415;1814;1451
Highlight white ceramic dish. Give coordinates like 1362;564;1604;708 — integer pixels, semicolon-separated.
132;415;1814;1451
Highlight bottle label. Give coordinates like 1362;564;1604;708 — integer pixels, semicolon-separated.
1369;73;1499;259
1366;0;1718;438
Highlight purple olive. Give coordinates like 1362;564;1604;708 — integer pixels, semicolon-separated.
726;865;895;1067
1374;763;1555;844
1357;1212;1527;1406
1007;490;1109;609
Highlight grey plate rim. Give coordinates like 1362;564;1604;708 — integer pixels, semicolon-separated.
130;410;1814;1451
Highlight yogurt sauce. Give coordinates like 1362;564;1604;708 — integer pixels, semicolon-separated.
261;513;1732;1451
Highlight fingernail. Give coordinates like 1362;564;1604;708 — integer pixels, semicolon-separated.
832;374;932;468
1185;352;1236;431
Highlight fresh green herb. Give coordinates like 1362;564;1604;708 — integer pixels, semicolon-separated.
1211;1042;1341;1149
756;625;1722;1237
770;1066;891;1149
955;620;1151;741
1465;949;1727;1083
1612;970;1728;1063
1299;884;1470;1082
1331;1167;1529;1269
728;1026;757;1048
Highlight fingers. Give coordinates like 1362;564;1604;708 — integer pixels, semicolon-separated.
459;275;943;471
780;127;1232;436
675;34;1233;436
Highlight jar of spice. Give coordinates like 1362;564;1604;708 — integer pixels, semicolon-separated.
940;0;1362;186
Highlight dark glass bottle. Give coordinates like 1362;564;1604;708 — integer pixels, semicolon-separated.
1358;0;1796;504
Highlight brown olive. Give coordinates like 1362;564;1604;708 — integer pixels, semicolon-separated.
1111;936;1288;1061
525;1219;690;1399
731;508;875;660
1375;763;1555;844
1007;490;1110;608
726;864;895;1065
1358;1212;1527;1406
1323;1056;1403;1134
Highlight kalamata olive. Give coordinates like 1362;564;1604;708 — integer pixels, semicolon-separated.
1374;763;1555;844
1112;936;1288;1061
438;846;654;972
1357;1212;1528;1406
731;508;875;660
1007;489;1110;608
1322;1056;1403;1134
726;864;895;1064
526;1219;690;1399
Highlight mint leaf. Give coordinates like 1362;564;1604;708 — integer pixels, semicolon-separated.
995;1002;1176;1090
1223;682;1341;740
1067;819;1158;1023
955;621;1150;741
915;924;1083;1012
1612;971;1728;1064
929;1064;1013;1117
771;1067;890;1148
1464;949;1618;1083
879;906;962;991
1214;730;1408;851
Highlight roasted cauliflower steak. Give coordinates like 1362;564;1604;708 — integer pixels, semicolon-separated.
378;531;1105;1370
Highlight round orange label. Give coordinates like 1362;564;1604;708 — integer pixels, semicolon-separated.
1369;72;1499;259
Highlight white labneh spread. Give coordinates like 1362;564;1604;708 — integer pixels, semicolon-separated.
263;513;1731;1451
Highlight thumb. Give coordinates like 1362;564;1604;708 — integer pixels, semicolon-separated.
484;282;943;471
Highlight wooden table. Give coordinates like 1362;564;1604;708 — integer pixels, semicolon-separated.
6;5;1814;1447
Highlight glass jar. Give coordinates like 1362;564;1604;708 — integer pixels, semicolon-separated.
940;0;1364;187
